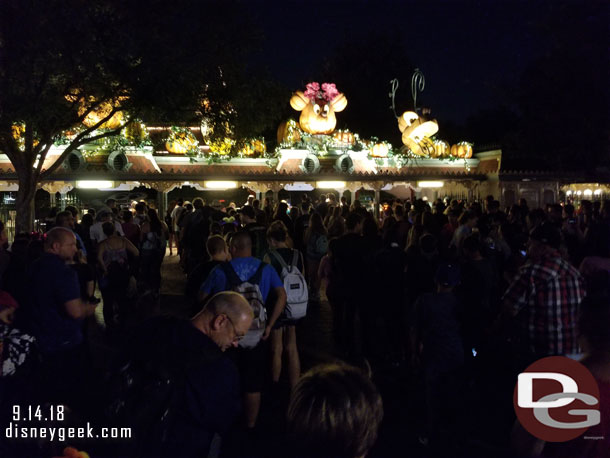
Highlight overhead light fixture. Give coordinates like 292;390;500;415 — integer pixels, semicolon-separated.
566;190;573;195
584;189;593;196
284;182;314;191
317;181;346;189
594;189;602;195
417;181;444;188
76;180;113;189
204;181;238;190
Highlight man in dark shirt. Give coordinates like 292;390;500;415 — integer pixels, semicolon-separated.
186;235;230;313
330;212;364;360
240;205;268;260
124;291;253;458
21;227;98;409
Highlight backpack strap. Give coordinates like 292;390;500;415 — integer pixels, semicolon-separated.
248;260;267;285
291;249;299;270
220;261;242;289
269;250;289;272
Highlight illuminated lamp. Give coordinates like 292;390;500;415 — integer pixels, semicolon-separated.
576;191;582;196
566;190;573;196
594;189;602;196
317;181;346;189
584;189;593;197
417;181;444;188
76;180;114;189
284;183;314;191
203;181;238;190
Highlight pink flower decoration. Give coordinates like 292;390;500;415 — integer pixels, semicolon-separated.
304;82;320;101
321;83;339;102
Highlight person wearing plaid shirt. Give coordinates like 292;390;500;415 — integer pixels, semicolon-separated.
502;222;585;358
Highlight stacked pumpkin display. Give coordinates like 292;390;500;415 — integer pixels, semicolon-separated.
165;127;199;154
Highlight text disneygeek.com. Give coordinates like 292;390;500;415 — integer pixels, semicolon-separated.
5;423;132;442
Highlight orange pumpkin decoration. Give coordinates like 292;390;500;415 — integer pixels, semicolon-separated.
371;142;389;158
432;139;449;158
450;144;459;157
456;142;473;158
165;129;199;154
333;129;354;145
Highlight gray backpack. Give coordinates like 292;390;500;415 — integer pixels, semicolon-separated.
270;250;308;320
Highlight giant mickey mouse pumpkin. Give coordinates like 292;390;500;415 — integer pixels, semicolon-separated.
290;82;347;135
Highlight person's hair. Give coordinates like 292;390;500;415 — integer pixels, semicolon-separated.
185;203;194;212
105;198;116;206
206;234;227;257
55;210;72;227
193;197;204;210
345;212;363;231
286;363;383;458
252;199;260;210
64;205;78;218
394;204;404;218
148;209;163;235
230;231;252;252
327;216;345;239
135;202;147;213
564;203;575;217
274;201;289;220
176;198;184;206
111;207;119;216
122;210;133;223
81;213;94;227
102;221;116;237
267;220;288;243
44;227;72;250
305;212;326;242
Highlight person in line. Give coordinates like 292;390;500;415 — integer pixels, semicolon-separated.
121;209;141;249
19;227;98;410
97;222;139;330
185;235;230;313
285;363;383;458
263;221;304;389
304;212;328;301
502;222;585;365
140;209;168;293
199;231;286;429
110;291;253;458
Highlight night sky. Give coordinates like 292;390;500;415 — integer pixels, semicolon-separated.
245;0;603;125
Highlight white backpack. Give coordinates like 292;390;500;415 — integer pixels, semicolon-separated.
270;250;308;320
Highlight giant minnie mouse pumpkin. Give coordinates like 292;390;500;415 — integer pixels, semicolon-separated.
290;82;347;135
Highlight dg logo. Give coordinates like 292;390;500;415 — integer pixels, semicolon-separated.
513;356;601;442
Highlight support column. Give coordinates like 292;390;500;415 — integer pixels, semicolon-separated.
49;192;57;209
59;192;67;210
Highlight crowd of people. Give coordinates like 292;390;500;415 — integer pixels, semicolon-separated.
0;191;608;457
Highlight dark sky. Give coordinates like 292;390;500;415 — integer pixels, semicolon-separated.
245;0;600;125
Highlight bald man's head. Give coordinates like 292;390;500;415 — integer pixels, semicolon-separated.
45;227;77;261
193;291;253;351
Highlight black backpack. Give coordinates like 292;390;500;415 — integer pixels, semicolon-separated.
104;317;220;457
